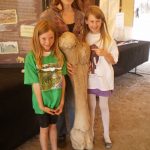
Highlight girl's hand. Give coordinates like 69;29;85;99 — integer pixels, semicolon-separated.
54;103;64;115
92;48;116;64
92;48;108;56
40;106;55;115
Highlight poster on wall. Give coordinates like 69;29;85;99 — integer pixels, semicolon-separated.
0;9;17;25
20;25;35;37
0;42;18;54
0;0;43;65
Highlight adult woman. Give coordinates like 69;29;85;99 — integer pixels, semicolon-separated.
40;0;85;40
39;0;85;147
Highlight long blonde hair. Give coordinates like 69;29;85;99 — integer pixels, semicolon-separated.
84;5;111;48
32;20;64;69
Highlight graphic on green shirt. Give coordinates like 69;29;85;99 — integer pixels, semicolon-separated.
38;63;63;91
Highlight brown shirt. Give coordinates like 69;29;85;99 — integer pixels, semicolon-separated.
39;6;84;41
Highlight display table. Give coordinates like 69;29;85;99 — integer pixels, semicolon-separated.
114;40;150;76
0;67;39;150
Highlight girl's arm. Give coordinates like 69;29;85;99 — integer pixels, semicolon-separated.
55;76;66;115
32;83;55;115
103;50;116;65
92;48;116;65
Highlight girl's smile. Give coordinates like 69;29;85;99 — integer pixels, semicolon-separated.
86;14;102;34
39;30;54;52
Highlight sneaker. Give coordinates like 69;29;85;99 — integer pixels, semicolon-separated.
105;142;112;149
58;135;66;148
103;137;112;149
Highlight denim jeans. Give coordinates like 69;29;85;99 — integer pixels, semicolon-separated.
57;75;75;137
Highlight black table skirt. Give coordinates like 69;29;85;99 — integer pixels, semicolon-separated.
114;40;150;76
0;68;39;150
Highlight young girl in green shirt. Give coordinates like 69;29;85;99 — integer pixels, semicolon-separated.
24;20;67;150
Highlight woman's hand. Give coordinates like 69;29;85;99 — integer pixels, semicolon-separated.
67;63;76;75
67;63;74;75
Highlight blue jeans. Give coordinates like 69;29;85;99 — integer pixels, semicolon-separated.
57;75;75;137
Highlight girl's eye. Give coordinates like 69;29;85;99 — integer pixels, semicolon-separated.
42;38;46;41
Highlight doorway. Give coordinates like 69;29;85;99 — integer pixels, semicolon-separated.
132;0;150;41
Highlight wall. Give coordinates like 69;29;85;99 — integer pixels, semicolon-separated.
100;0;135;40
121;0;134;26
100;0;120;36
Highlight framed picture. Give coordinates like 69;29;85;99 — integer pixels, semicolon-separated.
0;42;18;54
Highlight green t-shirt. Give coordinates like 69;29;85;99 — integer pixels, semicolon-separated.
24;51;67;114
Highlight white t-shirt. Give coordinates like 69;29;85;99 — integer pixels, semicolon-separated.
86;32;119;91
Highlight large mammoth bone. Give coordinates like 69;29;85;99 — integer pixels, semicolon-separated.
59;32;93;150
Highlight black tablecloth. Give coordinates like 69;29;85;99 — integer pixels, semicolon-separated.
114;40;150;76
0;68;39;150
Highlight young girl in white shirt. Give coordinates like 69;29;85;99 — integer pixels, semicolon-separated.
84;5;119;149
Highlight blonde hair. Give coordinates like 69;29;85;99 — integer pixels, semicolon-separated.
84;5;112;48
32;20;64;69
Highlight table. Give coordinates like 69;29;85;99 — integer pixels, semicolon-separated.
0;67;39;150
113;40;150;76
